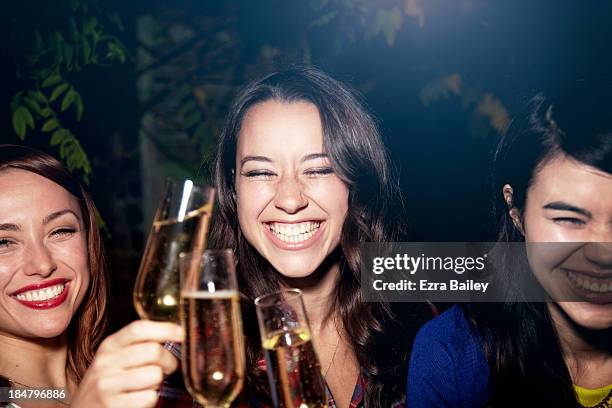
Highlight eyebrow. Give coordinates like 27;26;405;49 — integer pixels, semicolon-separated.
0;223;20;232
43;209;80;225
0;210;79;232
240;155;272;168
302;153;329;162
239;153;329;168
543;201;592;218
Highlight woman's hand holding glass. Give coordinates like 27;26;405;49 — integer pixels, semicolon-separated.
70;320;183;408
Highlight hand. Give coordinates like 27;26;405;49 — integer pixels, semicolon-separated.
70;320;183;408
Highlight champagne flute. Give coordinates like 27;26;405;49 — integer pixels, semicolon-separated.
255;289;328;408
179;249;245;408
133;179;215;321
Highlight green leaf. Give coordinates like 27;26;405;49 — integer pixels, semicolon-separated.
28;90;48;104
42;74;62;88
75;93;84;121
50;129;69;146
63;43;74;68
106;42;126;63
61;88;78;112
175;84;192;102
23;97;43;116
50;83;69;102
107;12;125;31
184;111;201;129
42;119;59;133
82;36;91;63
193;122;208;142
10;91;24;111
179;99;197;116
12;106;28;139
69;18;79;42
84;16;98;35
40;107;52;118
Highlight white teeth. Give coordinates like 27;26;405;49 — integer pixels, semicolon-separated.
15;283;66;302
268;221;321;244
567;271;612;294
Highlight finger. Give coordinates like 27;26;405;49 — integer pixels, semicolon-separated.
113;390;159;408
99;365;165;394
99;320;183;351
109;343;179;375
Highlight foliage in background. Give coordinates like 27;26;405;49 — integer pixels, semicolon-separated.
9;0;127;184
420;73;510;137
135;0;430;181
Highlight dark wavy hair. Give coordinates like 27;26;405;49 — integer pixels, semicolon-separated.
464;81;612;407
0;144;109;385
210;66;429;406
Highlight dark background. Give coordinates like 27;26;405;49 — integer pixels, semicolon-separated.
2;0;611;330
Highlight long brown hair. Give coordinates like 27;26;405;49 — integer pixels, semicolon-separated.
0;144;109;383
210;67;430;406
463;83;612;406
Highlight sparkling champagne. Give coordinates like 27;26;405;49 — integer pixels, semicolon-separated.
134;205;211;321
262;328;328;408
180;290;245;407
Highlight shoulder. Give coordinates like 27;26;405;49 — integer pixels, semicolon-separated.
410;305;486;375
414;305;479;348
407;305;491;408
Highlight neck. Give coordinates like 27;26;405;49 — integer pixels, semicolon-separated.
279;248;342;333
548;303;612;386
0;331;71;389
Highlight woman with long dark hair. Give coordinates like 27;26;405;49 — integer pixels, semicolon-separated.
0;144;183;408
407;83;612;407
207;66;430;407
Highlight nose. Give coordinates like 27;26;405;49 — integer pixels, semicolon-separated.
583;242;612;270
273;175;308;214
24;241;58;277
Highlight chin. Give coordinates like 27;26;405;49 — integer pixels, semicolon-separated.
559;302;612;331
270;258;321;280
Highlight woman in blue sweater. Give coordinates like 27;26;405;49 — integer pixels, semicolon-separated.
408;83;612;407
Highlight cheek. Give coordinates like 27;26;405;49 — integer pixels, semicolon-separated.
526;242;582;273
309;179;349;218
524;211;567;242
236;182;272;234
0;255;18;285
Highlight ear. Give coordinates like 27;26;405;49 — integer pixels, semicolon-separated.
502;184;524;235
502;184;514;207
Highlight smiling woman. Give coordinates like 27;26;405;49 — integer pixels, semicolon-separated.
0;145;184;408
407;82;612;407
203;66;432;408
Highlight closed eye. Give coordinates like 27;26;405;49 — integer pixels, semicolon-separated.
553;218;586;227
304;167;334;176
51;227;77;238
242;170;277;179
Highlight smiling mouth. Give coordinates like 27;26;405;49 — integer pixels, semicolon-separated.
564;270;612;294
14;282;67;302
266;221;321;244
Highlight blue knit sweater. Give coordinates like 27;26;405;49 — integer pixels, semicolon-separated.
407;305;493;408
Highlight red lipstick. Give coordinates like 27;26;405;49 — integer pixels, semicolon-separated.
11;279;70;310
